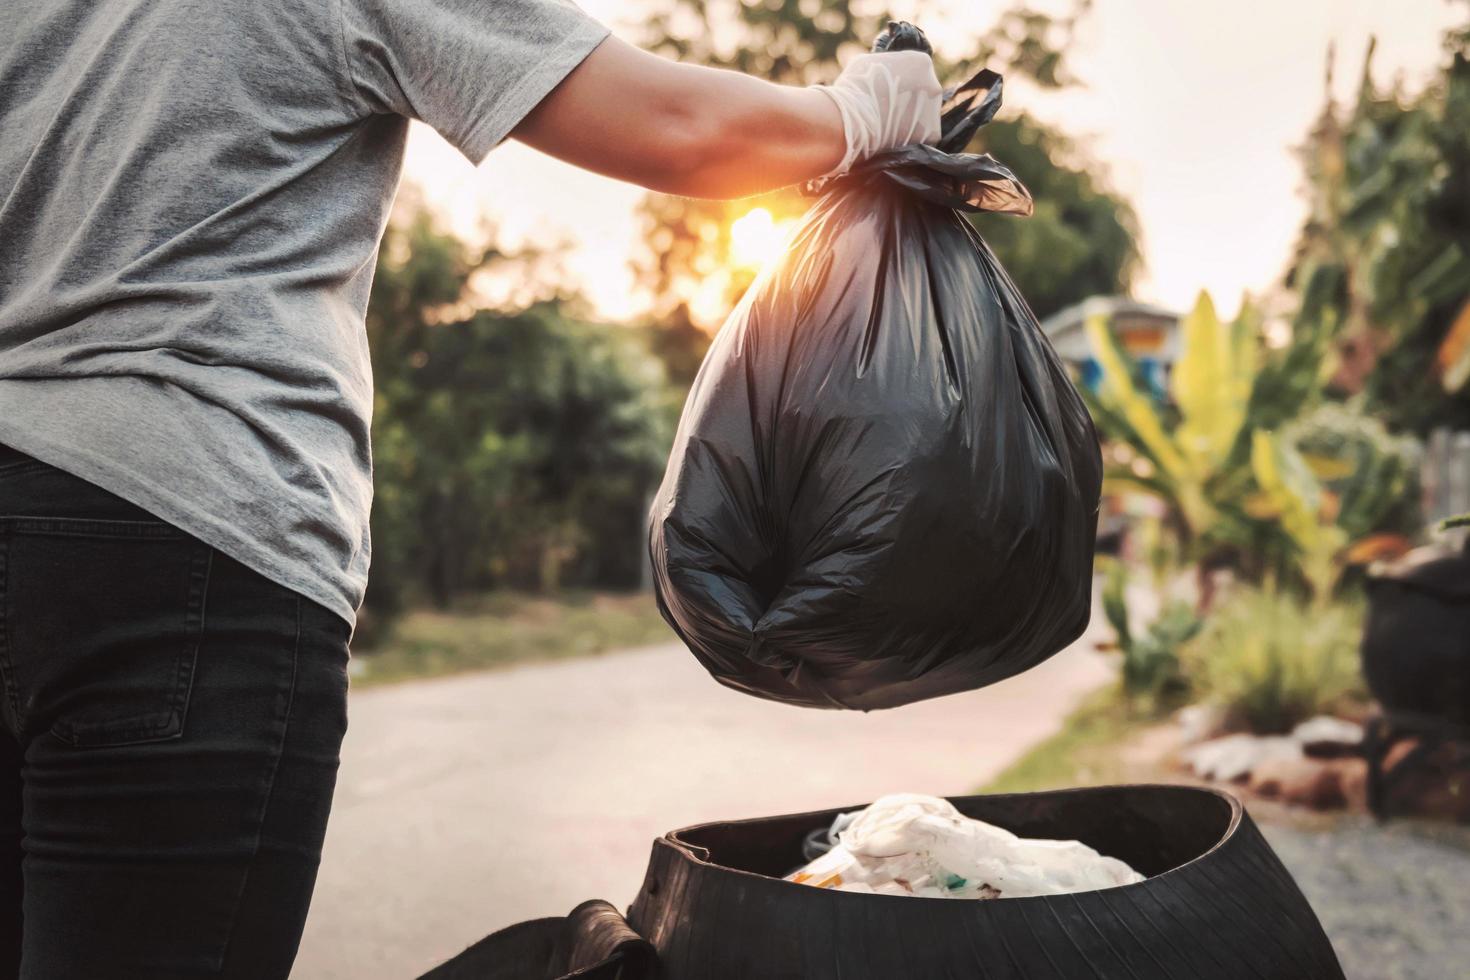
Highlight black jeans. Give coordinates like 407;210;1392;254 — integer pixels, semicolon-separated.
0;444;350;978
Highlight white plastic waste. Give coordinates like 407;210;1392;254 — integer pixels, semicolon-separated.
786;793;1144;899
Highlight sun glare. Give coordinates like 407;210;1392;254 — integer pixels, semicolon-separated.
729;207;789;269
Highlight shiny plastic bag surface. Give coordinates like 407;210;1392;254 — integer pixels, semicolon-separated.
648;51;1103;711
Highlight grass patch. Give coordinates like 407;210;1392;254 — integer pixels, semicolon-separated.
981;690;1154;795
350;590;674;687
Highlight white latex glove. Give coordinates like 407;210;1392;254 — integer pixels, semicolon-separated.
812;51;943;178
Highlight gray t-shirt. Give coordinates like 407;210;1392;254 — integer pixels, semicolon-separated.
0;0;610;627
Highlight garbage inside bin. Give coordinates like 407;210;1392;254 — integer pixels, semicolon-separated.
787;792;1143;898
647;23;1103;711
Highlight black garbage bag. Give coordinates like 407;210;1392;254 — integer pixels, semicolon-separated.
648;24;1103;710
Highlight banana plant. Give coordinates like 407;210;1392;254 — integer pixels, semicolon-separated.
1247;430;1348;604
1085;288;1416;602
1084;291;1257;541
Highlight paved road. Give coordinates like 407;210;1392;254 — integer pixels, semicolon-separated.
294;633;1112;979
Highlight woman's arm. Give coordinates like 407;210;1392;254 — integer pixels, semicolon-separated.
511;36;939;200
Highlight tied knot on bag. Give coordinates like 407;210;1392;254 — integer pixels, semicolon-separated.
805;22;1035;217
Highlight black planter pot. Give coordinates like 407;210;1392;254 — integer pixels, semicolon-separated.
627;785;1343;979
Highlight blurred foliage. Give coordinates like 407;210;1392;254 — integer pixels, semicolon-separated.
1440;299;1470;394
1248;429;1348;602
1182;589;1367;735
635;0;1137;325
364;211;675;617
1287;15;1470;433
994;9;1470;765
1086;291;1421;604
994;585;1371;780
967;116;1141;319
1084;293;1256;552
640;302;711;388
350;591;672;685
1283;402;1421;542
1100;560;1200;708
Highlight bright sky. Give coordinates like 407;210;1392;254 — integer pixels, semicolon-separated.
403;0;1462;323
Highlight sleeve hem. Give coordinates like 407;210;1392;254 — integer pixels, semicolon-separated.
456;19;611;164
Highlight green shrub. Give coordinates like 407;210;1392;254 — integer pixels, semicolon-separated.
1101;562;1201;709
1283;402;1421;541
1121;603;1203;704
1183;588;1366;734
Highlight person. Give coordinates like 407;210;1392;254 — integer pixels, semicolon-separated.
0;2;941;976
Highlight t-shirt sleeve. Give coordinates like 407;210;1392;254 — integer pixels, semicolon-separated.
338;0;610;163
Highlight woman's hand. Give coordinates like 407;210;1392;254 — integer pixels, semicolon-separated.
511;36;941;200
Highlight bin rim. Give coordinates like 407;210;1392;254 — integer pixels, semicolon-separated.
656;783;1244;902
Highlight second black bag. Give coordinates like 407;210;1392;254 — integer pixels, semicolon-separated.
648;50;1103;711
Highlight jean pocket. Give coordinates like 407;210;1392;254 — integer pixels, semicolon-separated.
0;517;211;747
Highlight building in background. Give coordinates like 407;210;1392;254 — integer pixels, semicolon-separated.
1041;296;1180;397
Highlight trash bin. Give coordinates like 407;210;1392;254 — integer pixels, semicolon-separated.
423;787;1341;979
1361;542;1470;727
625;786;1344;979
418;899;653;980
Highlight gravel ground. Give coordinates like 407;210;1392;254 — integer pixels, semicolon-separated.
1262;817;1470;980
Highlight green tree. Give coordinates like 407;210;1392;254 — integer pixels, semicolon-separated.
968;115;1140;318
365;211;673;614
635;1;1137;325
1286;13;1470;433
642;303;710;388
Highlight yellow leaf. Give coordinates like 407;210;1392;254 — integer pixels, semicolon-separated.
1085;314;1187;483
1251;431;1321;549
1101;475;1163;499
1243;492;1281;519
1171;291;1250;478
1231;297;1261;390
1301;453;1356;481
1251;431;1349;599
